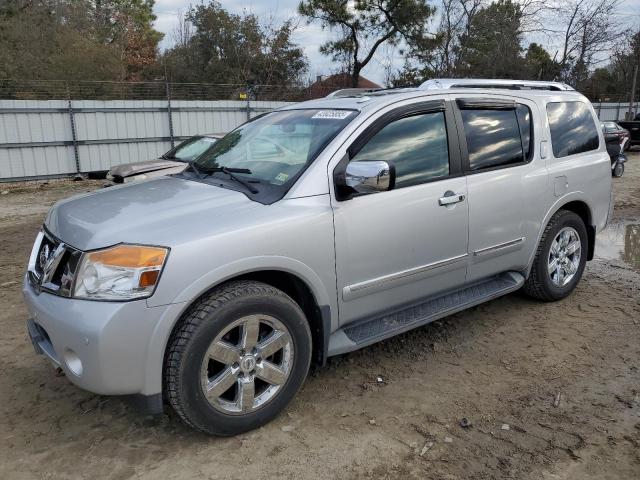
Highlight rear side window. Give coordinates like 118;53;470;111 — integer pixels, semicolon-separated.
351;111;449;188
460;105;532;170
546;101;599;157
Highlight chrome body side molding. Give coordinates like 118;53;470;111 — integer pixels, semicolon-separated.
342;253;468;301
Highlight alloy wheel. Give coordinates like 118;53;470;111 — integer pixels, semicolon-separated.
547;226;581;287
200;315;294;415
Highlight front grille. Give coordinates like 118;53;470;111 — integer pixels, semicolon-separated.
28;228;82;297
33;233;58;279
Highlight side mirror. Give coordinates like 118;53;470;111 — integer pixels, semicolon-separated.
335;159;396;200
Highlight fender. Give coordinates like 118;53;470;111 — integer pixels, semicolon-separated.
523;191;593;277
140;255;336;396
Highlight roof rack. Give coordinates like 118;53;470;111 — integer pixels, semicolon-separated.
325;88;383;98
419;79;575;91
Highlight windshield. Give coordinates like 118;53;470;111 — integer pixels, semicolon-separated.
168;137;218;162
193;109;357;187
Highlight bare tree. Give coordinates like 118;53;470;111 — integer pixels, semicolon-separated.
172;10;194;48
552;0;624;85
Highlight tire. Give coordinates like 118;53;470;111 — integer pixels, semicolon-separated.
612;161;624;178
164;280;312;436
523;210;588;302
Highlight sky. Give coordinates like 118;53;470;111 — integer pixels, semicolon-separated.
153;0;640;85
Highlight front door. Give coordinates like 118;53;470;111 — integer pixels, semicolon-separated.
331;99;470;325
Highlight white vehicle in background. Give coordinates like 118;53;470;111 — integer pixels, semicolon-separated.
106;134;221;184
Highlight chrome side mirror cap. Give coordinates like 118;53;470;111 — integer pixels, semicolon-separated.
335;159;395;200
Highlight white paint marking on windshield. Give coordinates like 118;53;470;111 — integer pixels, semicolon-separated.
311;110;352;120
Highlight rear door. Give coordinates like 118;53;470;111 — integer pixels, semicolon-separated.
452;95;548;283
330;98;470;325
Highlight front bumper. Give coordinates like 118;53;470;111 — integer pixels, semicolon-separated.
23;275;174;397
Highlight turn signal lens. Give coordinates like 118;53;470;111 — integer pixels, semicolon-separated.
86;245;167;268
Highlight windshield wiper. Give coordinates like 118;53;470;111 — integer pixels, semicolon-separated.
208;166;258;194
188;161;204;178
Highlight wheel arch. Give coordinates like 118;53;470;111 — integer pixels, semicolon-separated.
525;196;595;277
170;269;331;366
142;262;334;397
558;200;595;260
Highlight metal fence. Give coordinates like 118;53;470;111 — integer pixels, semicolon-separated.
0;80;350;180
594;100;639;121
0;80;638;181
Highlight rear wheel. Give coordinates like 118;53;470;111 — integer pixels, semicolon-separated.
523;210;587;302
613;161;624;177
164;281;312;435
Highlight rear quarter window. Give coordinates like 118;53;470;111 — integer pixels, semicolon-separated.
546;101;599;158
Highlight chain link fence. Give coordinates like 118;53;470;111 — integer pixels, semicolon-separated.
0;79;335;102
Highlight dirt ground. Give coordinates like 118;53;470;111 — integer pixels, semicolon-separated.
0;156;638;480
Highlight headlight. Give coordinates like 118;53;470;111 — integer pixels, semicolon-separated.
124;174;147;183
74;244;168;300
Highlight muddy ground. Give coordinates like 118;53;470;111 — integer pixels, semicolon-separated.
0;156;638;480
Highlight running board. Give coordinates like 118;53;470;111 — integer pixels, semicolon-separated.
327;272;525;356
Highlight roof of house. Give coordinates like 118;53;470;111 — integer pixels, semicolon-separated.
308;74;382;98
312;74;381;89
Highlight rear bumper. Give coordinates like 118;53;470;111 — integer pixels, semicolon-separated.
22;275;174;397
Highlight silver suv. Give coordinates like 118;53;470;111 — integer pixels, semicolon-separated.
23;79;612;435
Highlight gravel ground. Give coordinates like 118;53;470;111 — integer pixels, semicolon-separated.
0;155;638;480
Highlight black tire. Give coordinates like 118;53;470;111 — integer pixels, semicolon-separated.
522;210;588;302
164;280;312;436
612;162;624;178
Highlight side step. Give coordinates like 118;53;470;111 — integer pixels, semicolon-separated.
328;272;524;356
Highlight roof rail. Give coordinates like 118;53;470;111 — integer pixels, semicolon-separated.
325;88;382;98
419;78;575;92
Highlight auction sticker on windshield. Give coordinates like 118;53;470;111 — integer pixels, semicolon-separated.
311;110;352;120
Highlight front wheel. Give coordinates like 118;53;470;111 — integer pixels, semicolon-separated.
164;281;312;435
523;210;588;302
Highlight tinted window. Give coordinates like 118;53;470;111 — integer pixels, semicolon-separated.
460;108;525;170
546;101;599;157
351;112;449;188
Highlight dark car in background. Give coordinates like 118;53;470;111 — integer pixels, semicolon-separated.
618;114;640;150
601;121;630;151
106;134;222;184
601;122;628;177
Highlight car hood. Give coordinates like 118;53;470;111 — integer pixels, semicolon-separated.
45;176;261;251
109;158;184;178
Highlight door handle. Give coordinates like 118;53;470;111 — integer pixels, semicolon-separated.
438;191;465;206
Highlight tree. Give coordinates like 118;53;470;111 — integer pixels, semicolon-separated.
160;2;308;87
298;0;437;87
91;1;164;79
553;0;623;87
456;0;524;78
523;43;560;80
581;28;640;100
0;1;163;82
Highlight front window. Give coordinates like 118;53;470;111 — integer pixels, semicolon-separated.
194;109;357;189
350;112;450;188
